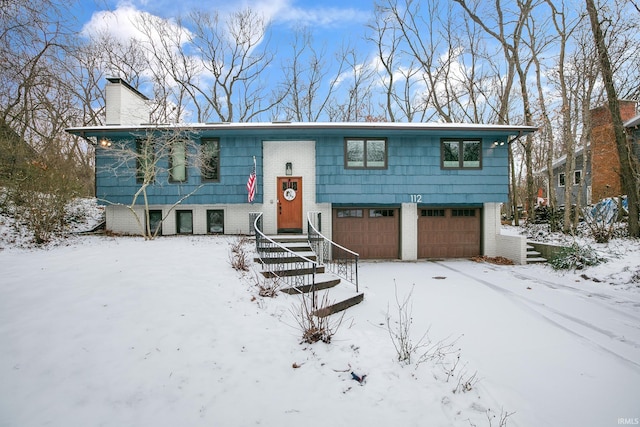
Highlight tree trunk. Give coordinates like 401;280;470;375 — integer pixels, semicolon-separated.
586;0;640;237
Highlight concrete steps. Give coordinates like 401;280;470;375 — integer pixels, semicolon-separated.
526;243;548;264
257;235;363;316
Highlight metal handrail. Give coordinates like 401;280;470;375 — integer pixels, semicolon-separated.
307;211;359;292
251;212;318;294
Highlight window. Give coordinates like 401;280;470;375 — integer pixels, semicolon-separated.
148;210;163;236
370;209;395;217
421;209;445;217
136;138;155;183
169;140;187;182
201;138;220;182
176;210;193;234
345;138;387;169
560;170;581;186
441;139;481;169
207;210;224;234
452;209;476;217
574;170;582;185
336;209;363;218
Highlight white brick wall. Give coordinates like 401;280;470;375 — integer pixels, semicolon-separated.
105;204;262;236
483;202;526;264
262;140;322;235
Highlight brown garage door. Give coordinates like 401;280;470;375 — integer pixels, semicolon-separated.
418;208;480;258
332;208;399;259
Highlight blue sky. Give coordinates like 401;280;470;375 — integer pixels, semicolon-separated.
77;0;375;42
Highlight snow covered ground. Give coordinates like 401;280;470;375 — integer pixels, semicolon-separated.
1;208;639;427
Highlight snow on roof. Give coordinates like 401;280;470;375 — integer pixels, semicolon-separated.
66;121;538;136
534;144;590;175
624;114;640;129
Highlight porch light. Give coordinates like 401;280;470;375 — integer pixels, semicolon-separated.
492;140;505;147
99;138;111;147
285;162;292;176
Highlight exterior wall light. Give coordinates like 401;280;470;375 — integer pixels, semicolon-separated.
285;162;292;176
99;138;112;147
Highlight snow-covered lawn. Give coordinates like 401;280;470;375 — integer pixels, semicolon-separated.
1;234;639;427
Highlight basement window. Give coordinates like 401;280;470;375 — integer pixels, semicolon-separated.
176;210;193;234
148;210;163;236
207;210;224;234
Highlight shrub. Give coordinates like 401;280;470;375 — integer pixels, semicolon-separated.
229;237;251;271
292;291;342;344
549;242;606;270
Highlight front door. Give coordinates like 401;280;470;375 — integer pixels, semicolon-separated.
277;177;303;233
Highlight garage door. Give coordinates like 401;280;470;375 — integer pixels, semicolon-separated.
332;208;399;259
418;208;480;258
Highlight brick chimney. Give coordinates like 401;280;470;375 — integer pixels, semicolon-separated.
590;100;637;202
105;77;150;126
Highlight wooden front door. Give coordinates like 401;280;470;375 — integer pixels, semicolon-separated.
277;177;303;233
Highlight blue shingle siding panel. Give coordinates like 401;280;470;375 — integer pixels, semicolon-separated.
316;135;509;205
95;135;263;205
89;126;516;207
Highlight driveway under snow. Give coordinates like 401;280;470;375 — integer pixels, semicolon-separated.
0;235;638;427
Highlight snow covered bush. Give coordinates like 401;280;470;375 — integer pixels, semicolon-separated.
548;242;607;270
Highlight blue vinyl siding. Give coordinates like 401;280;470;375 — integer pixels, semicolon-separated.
95;135;262;205
91;126;513;207
316;135;509;205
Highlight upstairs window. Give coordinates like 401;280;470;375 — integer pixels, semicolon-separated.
559;171;582;187
136;138;155;184
345;138;387;169
574;170;582;185
441;139;481;169
201;138;220;182
169;140;187;182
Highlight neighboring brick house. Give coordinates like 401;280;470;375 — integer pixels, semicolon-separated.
590;100;638;202
66;79;538;263
622;112;640;182
537;100;639;208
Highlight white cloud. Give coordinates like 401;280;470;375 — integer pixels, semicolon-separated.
81;1;191;47
227;0;370;28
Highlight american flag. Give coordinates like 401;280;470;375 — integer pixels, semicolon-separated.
246;157;257;203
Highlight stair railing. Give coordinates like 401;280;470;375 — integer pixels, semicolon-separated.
307;211;359;293
251;212;318;294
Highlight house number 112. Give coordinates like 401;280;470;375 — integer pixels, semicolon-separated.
410;194;422;203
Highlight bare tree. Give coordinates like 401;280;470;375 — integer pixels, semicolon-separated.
586;0;640;237
187;9;284;122
326;45;376;122
276;28;345;122
453;0;536;223
527;7;558;220
97;128;210;239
